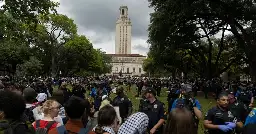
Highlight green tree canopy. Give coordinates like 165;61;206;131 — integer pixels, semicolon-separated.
147;0;256;80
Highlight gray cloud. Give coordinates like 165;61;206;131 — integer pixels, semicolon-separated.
133;44;149;52
59;0;152;42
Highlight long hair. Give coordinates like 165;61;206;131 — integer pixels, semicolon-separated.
164;108;196;134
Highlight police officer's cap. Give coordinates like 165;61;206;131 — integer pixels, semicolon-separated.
145;87;156;96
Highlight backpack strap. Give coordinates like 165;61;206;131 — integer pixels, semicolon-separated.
45;121;56;132
57;125;67;134
35;120;40;128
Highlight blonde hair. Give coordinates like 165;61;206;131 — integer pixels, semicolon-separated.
41;100;59;115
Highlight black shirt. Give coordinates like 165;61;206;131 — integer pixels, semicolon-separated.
229;101;249;122
139;99;166;130
112;95;132;118
205;106;240;134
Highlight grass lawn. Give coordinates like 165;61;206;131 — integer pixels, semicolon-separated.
61;84;216;134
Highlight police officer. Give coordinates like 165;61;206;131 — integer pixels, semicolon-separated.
112;87;132;123
155;79;161;97
167;84;180;112
139;87;165;134
204;92;243;134
72;81;86;99
244;108;256;126
228;92;249;123
170;89;202;133
236;85;254;109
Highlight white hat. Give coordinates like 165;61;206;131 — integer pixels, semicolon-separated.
36;93;47;102
102;95;108;100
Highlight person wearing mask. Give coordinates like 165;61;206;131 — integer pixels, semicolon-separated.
0;90;35;134
204;92;243;134
112;87;132;123
48;96;89;134
139;87;165;134
164;108;197;134
170;90;202;133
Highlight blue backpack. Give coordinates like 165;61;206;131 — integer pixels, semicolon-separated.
57;126;88;134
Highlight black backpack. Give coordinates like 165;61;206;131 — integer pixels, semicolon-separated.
24;105;39;123
35;120;56;134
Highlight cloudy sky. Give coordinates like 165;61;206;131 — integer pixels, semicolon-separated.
54;0;153;55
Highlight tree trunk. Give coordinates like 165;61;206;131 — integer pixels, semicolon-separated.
51;56;57;77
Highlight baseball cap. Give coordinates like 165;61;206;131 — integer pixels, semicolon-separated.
145;87;156;96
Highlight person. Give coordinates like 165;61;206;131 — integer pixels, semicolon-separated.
164;108;196;134
94;85;108;111
228;93;249;123
136;80;143;97
244;108;256;126
139;87;165;134
112;87;132;123
32;100;62;131
170;90;202;133
118;112;149;134
236;85;254;109
23;87;39;123
0;90;34;134
167;84;180;113
204;92;243;134
59;82;71;103
89;105;119;134
72;81;86;99
48;96;89;134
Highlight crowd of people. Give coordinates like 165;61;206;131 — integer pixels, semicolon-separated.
0;76;256;134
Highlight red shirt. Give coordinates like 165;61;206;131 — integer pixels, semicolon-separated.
33;120;58;130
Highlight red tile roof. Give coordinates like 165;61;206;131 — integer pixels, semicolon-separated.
107;54;146;57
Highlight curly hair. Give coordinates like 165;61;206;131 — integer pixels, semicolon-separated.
41;100;59;115
0;90;26;120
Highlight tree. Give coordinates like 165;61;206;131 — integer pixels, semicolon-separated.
34;13;77;76
17;56;43;77
96;49;112;74
0;0;57;75
147;0;254;80
1;0;58;24
61;35;97;76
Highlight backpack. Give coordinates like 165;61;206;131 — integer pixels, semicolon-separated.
24;104;39;123
0;120;34;134
35;120;56;134
56;125;88;134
